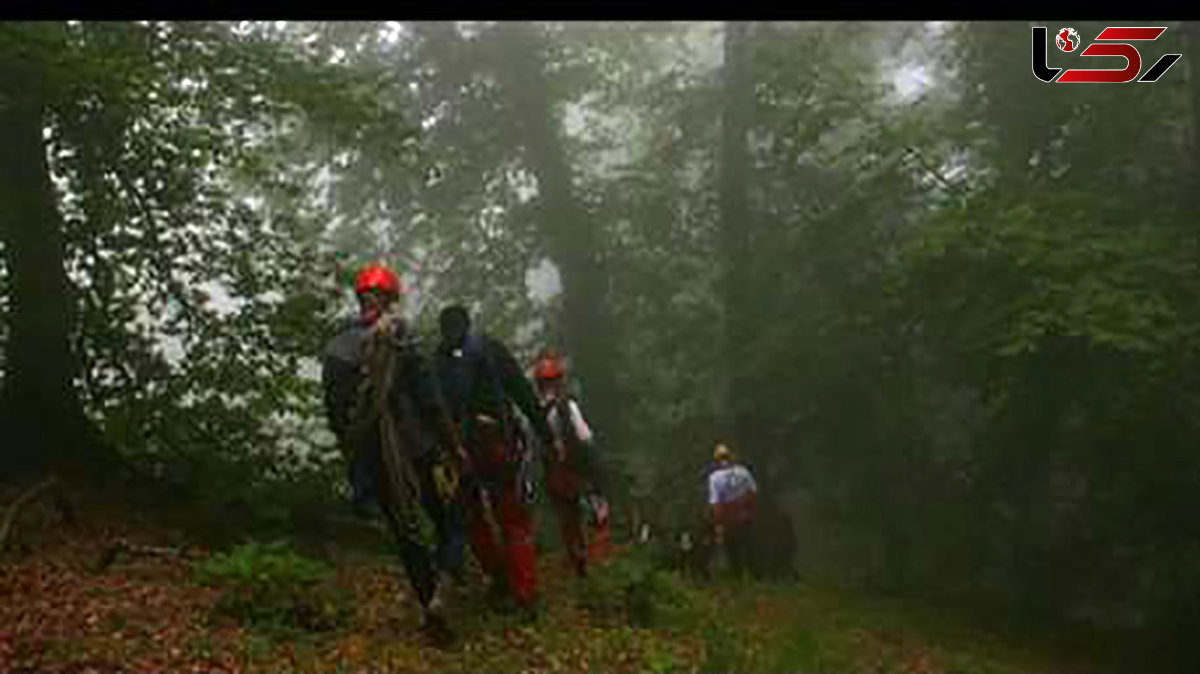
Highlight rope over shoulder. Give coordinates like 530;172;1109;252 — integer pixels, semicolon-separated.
348;304;422;514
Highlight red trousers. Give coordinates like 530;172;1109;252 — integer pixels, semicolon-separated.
589;508;612;564
462;426;538;606
548;461;587;575
547;460;611;575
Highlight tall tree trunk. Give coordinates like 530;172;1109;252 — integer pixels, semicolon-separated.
718;22;756;457
489;23;624;447
1185;22;1200;208
0;31;111;478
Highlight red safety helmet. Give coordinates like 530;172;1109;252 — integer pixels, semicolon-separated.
533;354;566;381
354;264;403;296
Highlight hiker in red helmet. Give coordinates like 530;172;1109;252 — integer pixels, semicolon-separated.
321;263;466;648
533;351;611;578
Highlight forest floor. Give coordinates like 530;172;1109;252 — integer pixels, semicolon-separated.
0;478;1127;673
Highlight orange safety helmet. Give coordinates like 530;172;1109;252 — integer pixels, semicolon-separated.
354;264;404;296
533;353;566;381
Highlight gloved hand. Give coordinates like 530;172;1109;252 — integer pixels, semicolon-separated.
431;456;460;502
374;305;405;336
517;454;538;505
454;444;474;475
521;475;538;505
592;495;610;528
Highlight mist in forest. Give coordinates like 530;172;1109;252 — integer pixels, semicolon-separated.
3;20;1200;671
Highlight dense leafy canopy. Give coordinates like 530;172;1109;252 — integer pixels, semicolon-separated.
4;19;1200;662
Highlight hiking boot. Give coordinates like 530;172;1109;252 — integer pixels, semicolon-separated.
515;598;542;625
428;581;446;613
419;610;458;650
444;566;468;588
438;570;471;605
572;556;589;579
485;579;515;614
416;583;457;649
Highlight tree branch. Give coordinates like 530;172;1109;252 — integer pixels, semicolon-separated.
0;475;62;552
95;537;205;572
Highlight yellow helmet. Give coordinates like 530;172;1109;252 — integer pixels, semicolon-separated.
713;443;734;463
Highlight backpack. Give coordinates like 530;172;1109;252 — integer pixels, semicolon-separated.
442;333;507;422
550;396;581;446
443;334;534;496
549;395;605;491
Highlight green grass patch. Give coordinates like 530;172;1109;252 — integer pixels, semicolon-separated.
192;539;353;637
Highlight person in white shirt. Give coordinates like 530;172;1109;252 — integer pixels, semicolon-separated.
707;442;760;579
533;351;610;577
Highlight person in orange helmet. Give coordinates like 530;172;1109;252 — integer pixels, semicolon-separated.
533;351;611;578
321;263;465;648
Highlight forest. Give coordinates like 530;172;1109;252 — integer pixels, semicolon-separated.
2;20;1199;673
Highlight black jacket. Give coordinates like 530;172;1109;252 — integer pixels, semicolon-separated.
435;332;554;445
322;315;458;461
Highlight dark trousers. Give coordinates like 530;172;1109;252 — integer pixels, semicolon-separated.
725;519;758;580
547;460;588;576
353;445;466;607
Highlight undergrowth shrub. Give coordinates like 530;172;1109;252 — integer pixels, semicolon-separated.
578;545;701;629
192;540;351;635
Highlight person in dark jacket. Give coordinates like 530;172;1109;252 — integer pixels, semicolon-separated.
435;304;559;619
321;264;465;648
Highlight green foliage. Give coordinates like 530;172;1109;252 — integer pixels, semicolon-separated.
577;551;649;619
578;546;700;631
698;618;757;673
193;540;350;635
0;21;432;546
0;21;412;487
8;19;1200;664
762;623;820;673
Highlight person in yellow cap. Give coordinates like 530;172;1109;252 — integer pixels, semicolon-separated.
707;442;760;579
